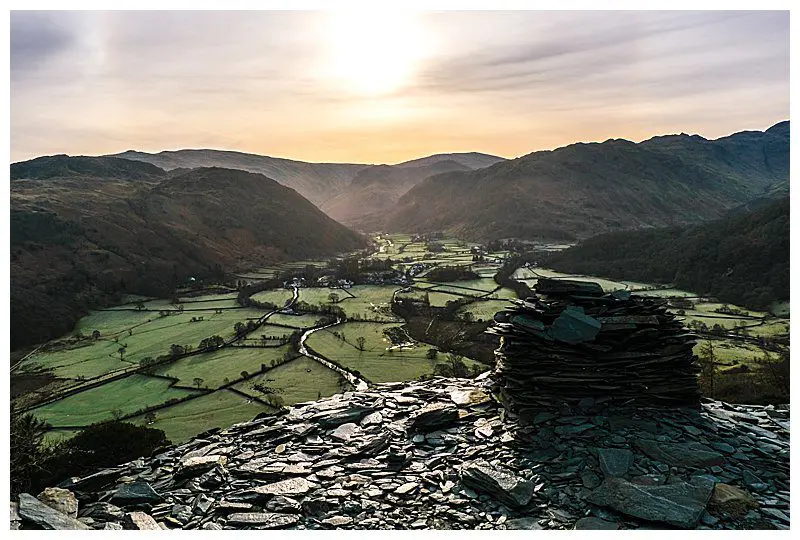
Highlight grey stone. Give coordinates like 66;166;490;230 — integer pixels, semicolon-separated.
587;476;715;529
574;517;618;530
635;440;725;468
450;388;491;407
10;502;21;530
394;482;419;495
254;477;311;496
37;487;79;518
103;522;123;530
227;512;300;528
597;448;633;478
17;493;91;530
176;454;227;478
331;422;360;441
265;495;302;513
710;442;735;454
123;512;160;530
581;470;601;489
322;515;354;526
81;502;124;521
202;522;223;530
504;517;543;530
460;459;534;508
409;403;459;433
110;481;162;505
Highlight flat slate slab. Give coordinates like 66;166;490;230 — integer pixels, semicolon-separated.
635;440;725;468
17;493;91;530
597;448;634;478
587;476;715;529
460;459;534;508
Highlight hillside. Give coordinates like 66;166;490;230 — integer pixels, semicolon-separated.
372;122;789;240
395;151;507;169
320;160;471;225
108;149;369;207
10;157;367;349
544;197;789;311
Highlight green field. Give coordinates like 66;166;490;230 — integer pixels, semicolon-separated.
251;288;294;306
487;287;518;300
428;291;467;307
18;340;133;380
74;310;157;338
306;322;459;383
32;375;199;427
130;390;274;444
155;345;296;389
235;356;347;407
267;313;325;328
745;319;790;338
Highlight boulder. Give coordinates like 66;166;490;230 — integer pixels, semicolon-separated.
176;455;227;478
450;388;491;407
110;481;163;505
409;403;459;433
460;459;534;507
264;496;302;513
708;483;759;517
587;476;714;528
17;493;91;530
122;511;160;530
36;487;78;518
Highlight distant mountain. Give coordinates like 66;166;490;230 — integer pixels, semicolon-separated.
320;160;471;225
544;196;789;312
372;122;790;241
10;156;367;349
395;152;507;169
11;154;165;180
108;149;369;206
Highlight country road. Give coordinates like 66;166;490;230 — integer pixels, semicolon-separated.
298;319;369;391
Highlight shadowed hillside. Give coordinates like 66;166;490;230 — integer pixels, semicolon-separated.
10;157;367;349
544;197;789;311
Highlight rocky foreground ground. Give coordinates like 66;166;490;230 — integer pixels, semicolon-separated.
12;375;790;530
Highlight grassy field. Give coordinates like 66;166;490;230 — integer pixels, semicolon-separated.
746;319;790;338
73;310;156;338
130;390;274;444
457;300;514;322
428;291;468;307
695;339;768;366
32;374;199;427
17;340;133;381
235;356;347;407
154;345;295;389
180;292;239;303
306;321;458;383
251;288;294;306
267;313;325;329
339;285;400;321
487;287;518;300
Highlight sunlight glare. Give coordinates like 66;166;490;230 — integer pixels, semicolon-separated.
325;11;428;96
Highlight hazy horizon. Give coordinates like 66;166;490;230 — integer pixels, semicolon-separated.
11;10;789;164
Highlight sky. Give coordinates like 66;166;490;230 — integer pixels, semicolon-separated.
9;10;790;164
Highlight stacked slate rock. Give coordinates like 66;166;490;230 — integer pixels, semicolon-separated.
488;278;700;411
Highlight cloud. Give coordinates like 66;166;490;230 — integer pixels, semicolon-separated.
10;11;81;75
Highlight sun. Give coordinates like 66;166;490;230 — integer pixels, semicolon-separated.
324;11;428;96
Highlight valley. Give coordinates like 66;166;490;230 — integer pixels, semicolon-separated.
12;233;789;445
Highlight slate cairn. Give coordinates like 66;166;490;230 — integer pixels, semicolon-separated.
488;278;701;413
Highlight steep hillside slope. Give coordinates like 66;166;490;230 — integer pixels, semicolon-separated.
10;157;367;349
320;160;471;225
109;149;369;206
375;122;789;240
545;197;789;311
